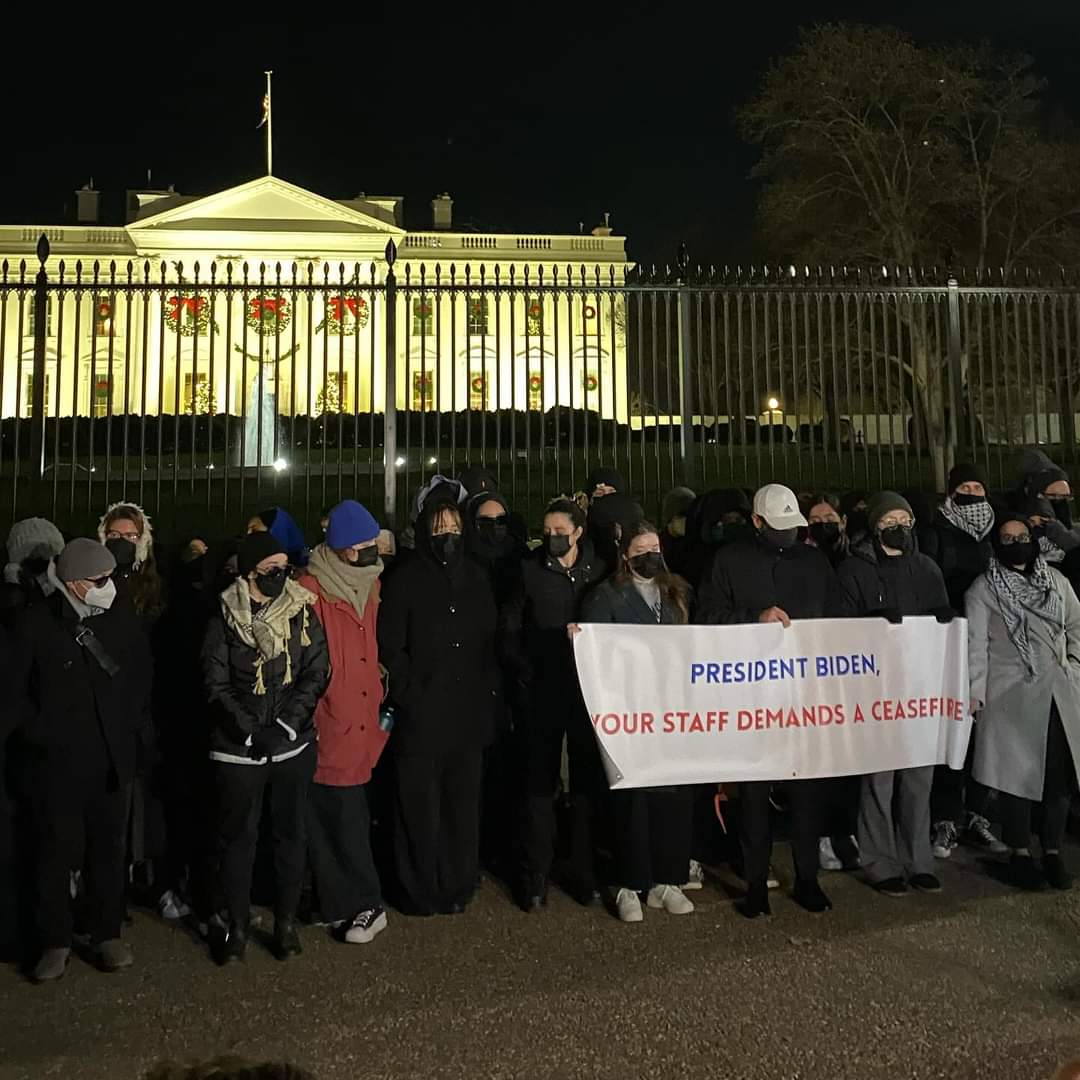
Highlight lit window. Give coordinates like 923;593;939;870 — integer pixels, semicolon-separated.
92;295;114;338
525;295;543;336
22;372;52;417
466;296;489;336
469;371;488;410
412;370;434;412
412;297;434;336
26;297;53;337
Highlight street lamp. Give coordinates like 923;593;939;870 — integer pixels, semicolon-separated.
767;396;780;411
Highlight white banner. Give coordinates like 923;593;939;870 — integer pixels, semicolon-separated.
573;617;971;789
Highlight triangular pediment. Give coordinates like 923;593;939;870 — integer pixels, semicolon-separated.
129;176;404;236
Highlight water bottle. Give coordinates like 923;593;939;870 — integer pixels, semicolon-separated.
378;702;396;733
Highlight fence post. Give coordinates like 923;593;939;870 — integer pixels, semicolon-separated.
675;246;694;486
945;277;963;481
29;235;50;493
383;240;399;526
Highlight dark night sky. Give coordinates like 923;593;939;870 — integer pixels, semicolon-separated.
5;3;1079;265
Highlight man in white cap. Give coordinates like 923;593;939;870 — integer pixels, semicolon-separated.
697;483;839;917
10;537;152;981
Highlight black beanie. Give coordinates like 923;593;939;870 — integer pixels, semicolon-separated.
947;463;986;494
585;467;626;494
238;531;285;577
866;491;915;531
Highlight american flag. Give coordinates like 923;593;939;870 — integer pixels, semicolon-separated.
257;93;269;130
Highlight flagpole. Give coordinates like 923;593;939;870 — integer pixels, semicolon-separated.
264;70;273;176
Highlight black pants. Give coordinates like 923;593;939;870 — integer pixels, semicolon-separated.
740;779;821;887
612;787;692;891
34;762;127;948
307;782;382;922
930;733;989;824
523;698;606;885
394;748;483;915
999;705;1076;851
215;747;314;927
820;775;860;841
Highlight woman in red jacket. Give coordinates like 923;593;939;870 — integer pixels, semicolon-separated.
297;500;389;945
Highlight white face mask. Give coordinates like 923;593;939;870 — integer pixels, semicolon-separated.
83;578;117;611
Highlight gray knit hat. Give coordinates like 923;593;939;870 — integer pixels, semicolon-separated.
5;517;65;566
56;538;116;582
866;491;915;531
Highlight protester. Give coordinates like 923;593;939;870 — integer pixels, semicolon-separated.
503;498;608;911
202;532;329;963
2;517;65;625
98;502;166;623
1011;450;1079;564
586;476;645;573
836;491;952;897
247;506;310;568
659;486;696;575
919;465;1006;859
11;539;152;981
678;488;754;590
578;520;695;923
839;491;870;545
698;484;837;917
804;493;849;569
465;490;527;607
297;500;389;944
966;515;1080;891
377;496;500;916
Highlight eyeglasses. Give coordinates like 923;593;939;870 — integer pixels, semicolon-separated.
999;533;1032;545
87;573;112;587
478;515;508;526
106;529;140;541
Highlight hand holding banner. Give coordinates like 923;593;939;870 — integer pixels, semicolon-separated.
573;617;971;789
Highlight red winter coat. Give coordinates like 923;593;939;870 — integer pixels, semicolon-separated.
297;572;388;786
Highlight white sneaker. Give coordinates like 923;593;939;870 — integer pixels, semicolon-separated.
647;884;695;915
931;821;958;860
682;859;705;890
767;865;780;890
343;907;388;944
158;889;192;921
615;887;643;923
819;837;843;871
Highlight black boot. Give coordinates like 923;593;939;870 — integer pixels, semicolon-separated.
218;921;247;966
522;873;548;914
793;878;833;913
736;879;771;919
273;918;302;960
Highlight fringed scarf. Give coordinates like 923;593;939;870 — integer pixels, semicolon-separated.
220;576;316;695
939;497;994;542
986;554;1063;680
307;543;382;620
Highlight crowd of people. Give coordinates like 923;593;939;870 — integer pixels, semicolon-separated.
2;447;1079;983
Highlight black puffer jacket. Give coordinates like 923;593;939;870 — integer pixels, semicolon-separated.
10;589;153;783
697;535;838;624
378;501;500;756
836;538;949;618
201;587;329;760
921;514;992;614
502;538;607;691
464;491;529;609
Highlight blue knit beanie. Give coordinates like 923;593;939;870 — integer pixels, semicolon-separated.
326;500;380;549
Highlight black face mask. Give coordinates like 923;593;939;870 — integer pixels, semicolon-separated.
878;524;914;554
996;540;1035;568
953;493;987;508
545;534;572;559
708;523;727;545
846;511;869;538
808;522;841;549
759;526;798;550
346;546;380;568
256;567;287;598
1049;498;1073;529
22;555;50;579
629;551;665;579
476;519;509;544
106;537;137;569
431;533;462;566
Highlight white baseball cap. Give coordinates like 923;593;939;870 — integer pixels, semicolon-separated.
753;484;807;530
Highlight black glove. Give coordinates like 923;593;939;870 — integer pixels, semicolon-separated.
877;607;903;625
249;727;281;761
931;606;955;624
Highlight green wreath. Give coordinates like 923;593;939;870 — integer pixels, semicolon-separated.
166;294;215;337
316;293;370;336
246;296;291;336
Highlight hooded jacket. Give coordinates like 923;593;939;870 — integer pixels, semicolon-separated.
836;537;949;619
298;557;387;786
697;532;839;624
676;489;753;589
377;498;500;755
464;491;529;608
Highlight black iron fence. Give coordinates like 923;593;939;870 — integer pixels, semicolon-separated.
4;236;1080;539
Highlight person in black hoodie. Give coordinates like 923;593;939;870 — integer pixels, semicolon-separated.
921;464;1007;860
378;496;500;915
202;532;329;964
502;499;608;911
836;491;951;898
678;488;755;591
697;483;838;917
11;539;152;982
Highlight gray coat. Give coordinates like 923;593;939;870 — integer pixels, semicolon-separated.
965;567;1080;801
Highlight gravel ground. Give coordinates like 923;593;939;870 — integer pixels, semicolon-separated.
2;844;1080;1080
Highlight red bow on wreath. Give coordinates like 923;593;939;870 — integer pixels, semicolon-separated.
250;297;287;318
168;296;206;317
328;296;366;320
528;375;542;390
